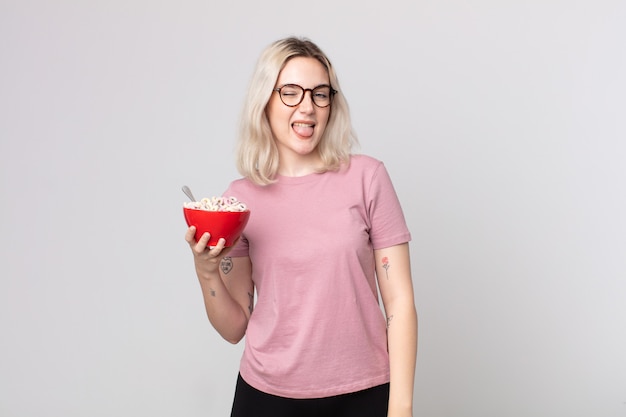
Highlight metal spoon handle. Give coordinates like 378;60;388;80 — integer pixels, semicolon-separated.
182;185;197;202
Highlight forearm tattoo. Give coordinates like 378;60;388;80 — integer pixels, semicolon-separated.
220;257;233;275
386;314;394;329
382;256;391;280
209;288;216;297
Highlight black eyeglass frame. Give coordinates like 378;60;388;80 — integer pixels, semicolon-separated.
273;84;338;108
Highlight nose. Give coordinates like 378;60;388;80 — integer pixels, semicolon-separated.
298;90;315;113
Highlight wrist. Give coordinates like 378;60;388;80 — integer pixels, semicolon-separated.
195;265;221;281
387;404;413;417
388;396;413;416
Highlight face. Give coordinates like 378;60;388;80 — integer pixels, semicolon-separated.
266;57;331;167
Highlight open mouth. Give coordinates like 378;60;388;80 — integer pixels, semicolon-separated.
292;122;315;138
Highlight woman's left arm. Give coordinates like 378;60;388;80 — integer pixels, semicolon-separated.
375;242;418;417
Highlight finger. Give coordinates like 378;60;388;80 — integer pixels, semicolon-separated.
213;238;226;252
195;232;212;252
205;238;224;254
216;237;238;257
184;226;197;243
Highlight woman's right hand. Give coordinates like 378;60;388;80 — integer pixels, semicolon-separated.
184;226;253;344
185;226;230;279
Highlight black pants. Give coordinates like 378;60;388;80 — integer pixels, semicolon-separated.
230;374;389;417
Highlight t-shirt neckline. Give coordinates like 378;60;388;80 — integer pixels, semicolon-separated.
274;171;325;185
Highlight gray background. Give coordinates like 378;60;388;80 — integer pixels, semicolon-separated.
1;1;625;416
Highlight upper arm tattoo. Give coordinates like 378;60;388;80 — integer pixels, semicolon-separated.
382;256;390;279
220;256;233;275
247;292;254;315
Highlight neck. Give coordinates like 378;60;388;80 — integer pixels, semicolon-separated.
277;152;323;177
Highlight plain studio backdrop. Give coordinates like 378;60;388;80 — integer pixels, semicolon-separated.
1;1;625;416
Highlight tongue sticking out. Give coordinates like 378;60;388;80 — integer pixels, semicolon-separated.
293;123;314;137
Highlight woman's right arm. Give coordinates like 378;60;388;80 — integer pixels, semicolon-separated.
185;226;254;344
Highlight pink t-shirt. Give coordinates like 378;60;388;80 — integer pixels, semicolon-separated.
224;154;411;398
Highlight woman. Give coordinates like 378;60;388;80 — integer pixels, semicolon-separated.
185;37;417;417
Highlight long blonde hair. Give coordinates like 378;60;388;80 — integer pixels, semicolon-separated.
236;37;358;185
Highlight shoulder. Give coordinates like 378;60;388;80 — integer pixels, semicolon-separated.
348;154;383;169
224;177;263;198
345;154;400;197
226;177;250;190
344;154;385;176
332;155;391;193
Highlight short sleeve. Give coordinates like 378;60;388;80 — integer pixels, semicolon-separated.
367;162;411;249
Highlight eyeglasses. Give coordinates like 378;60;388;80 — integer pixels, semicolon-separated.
273;84;337;108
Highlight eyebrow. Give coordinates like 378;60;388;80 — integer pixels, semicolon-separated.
276;83;332;89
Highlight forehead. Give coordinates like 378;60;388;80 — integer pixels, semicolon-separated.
276;57;330;87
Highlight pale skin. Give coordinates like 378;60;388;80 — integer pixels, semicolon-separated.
184;230;253;344
375;243;418;417
186;56;417;417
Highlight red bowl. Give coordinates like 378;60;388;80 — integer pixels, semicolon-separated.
183;207;250;247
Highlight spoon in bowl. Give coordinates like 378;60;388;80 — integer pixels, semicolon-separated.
182;185;197;202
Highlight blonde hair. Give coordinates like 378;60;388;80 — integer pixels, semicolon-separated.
236;37;358;185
